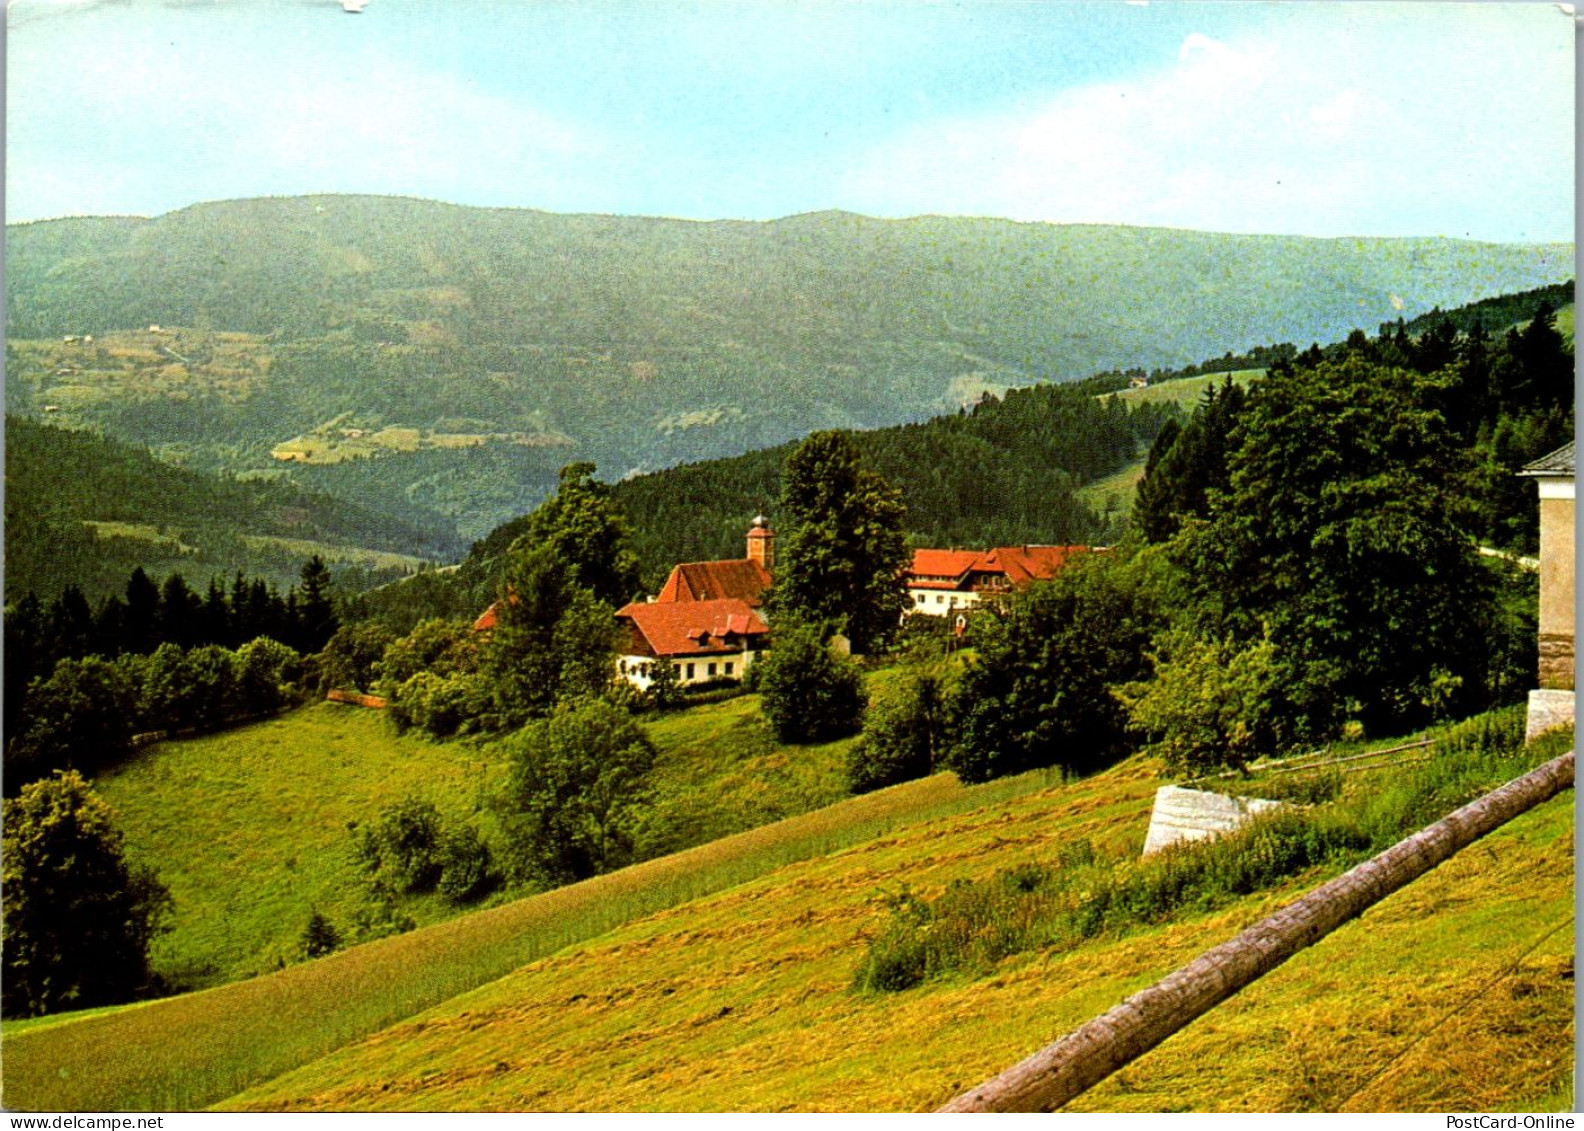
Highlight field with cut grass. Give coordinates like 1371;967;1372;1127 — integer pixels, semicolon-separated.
214;724;1571;1114
1;763;1061;1112
8;704;1569;1113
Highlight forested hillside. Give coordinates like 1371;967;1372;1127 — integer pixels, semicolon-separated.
6;196;1571;538
344;376;1176;627
4;416;460;602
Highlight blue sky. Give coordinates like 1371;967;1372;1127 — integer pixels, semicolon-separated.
5;0;1575;240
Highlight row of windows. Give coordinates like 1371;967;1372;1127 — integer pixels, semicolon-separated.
617;659;737;680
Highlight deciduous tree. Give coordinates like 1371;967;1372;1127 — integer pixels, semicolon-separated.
497;697;657;884
2;770;171;1017
770;431;909;654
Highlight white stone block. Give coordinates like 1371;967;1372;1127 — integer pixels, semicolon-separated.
1525;688;1576;742
1142;785;1284;857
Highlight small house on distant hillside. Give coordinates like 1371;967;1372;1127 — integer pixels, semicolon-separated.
904;545;1090;616
1520;442;1574;738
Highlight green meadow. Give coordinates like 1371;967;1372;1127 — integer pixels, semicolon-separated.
87;673;889;995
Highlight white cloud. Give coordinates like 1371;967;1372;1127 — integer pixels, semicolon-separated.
838;14;1573;241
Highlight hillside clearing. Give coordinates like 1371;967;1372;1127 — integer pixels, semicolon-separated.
1100;369;1264;409
94;703;505;991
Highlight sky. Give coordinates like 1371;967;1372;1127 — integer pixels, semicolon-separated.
4;0;1576;241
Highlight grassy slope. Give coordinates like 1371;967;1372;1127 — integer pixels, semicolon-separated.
95;704;505;990
1;766;1059;1112
92;681;883;994
219;759;1572;1114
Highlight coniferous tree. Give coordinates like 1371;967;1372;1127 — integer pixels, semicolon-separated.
296;555;339;654
122;568;162;655
157;573;202;650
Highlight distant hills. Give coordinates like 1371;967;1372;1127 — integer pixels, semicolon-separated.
4;415;461;602
6;195;1572;542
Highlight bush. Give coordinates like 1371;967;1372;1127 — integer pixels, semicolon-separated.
300;909;341;958
496;697;658;884
944;557;1157;783
645;659;685;712
2;770;173;1017
1118;629;1288;776
232;636;303;717
756;621;866;744
847;670;945;793
437;824;497;903
355;797;445;893
388;670;490;738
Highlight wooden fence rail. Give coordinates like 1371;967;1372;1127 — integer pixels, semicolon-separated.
937;750;1575;1113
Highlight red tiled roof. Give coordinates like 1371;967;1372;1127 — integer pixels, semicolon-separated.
981;545;1089;586
472;603;500;632
908;549;982;581
906;545;1090;591
656;559;772;606
616;598;770;659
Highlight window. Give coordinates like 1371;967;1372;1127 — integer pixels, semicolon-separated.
916;593;927;605
686;663;695;680
725;661;734;676
707;662;717;677
936;594;945;604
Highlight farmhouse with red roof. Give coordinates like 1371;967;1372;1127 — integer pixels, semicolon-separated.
904;544;1090;616
477;517;780;690
616;515;776;688
615;598;770;690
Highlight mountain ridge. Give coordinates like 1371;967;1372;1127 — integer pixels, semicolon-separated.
7;194;1571;540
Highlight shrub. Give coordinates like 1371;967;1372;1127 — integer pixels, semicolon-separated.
232;637;303;717
496;697;657;885
1118;629;1288;776
645;659;684;712
389;671;490;738
300;910;341;959
943;556;1157;783
355;797;445;894
847;670;945;793
437;824;497;903
2;770;172;1017
756;621;866;744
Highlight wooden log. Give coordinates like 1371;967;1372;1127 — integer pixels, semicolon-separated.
937;750;1575;1113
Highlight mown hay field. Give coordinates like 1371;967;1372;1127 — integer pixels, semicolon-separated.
2;757;1058;1113
222;759;1571;1113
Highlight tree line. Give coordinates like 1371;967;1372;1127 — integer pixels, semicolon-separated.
847;302;1570;793
5;558;340;792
